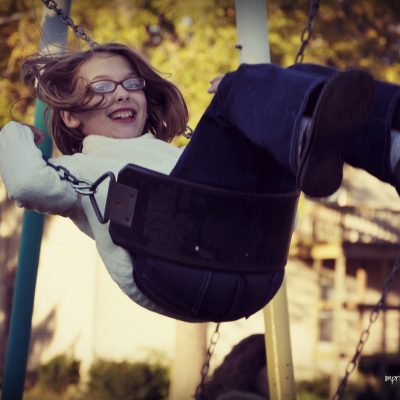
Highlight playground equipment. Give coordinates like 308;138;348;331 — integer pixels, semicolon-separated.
2;1;400;400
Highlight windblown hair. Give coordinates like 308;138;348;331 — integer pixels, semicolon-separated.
21;43;189;155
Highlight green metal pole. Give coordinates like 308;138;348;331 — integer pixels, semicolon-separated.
1;102;51;400
1;2;70;399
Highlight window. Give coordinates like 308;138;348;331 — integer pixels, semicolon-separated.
318;310;334;342
318;273;334;342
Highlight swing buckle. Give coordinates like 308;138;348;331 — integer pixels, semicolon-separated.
104;181;138;227
88;172;116;224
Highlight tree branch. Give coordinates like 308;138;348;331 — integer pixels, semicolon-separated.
0;11;28;27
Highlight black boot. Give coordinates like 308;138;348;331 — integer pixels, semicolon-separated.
297;69;375;197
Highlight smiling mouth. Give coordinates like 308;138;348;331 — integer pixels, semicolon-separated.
109;109;137;121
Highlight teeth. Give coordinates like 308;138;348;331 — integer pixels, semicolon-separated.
110;110;135;119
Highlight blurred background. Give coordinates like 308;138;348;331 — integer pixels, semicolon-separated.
1;1;400;399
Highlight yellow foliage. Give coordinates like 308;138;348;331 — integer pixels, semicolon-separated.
0;0;399;132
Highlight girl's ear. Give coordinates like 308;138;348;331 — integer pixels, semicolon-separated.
60;110;81;128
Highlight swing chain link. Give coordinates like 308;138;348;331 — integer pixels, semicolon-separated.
45;159;95;195
195;323;221;400
45;159;116;224
295;0;321;64
41;0;97;48
184;125;194;140
332;256;400;400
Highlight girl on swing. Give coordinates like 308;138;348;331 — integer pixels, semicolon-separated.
1;42;399;322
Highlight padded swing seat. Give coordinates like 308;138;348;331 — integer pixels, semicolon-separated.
105;164;299;273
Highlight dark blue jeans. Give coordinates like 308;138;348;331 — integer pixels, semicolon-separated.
133;63;400;322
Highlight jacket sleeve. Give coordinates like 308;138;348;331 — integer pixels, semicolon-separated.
0;121;79;216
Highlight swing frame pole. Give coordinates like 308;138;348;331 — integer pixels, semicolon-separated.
234;1;296;399
1;3;70;399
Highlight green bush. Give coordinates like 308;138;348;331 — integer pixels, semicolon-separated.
88;359;169;400
38;354;80;393
297;376;330;400
297;376;381;400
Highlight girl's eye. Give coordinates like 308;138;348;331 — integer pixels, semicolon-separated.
91;81;113;93
124;78;145;90
125;80;138;89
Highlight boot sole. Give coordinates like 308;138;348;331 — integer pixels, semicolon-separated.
298;70;375;197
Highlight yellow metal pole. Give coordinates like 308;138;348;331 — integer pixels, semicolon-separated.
234;1;296;398
263;279;296;399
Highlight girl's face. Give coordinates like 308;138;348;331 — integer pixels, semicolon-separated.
61;53;147;140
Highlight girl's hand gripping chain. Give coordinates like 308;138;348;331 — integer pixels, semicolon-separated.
24;124;45;145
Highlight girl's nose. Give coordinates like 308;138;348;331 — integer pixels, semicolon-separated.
114;85;131;102
117;94;130;102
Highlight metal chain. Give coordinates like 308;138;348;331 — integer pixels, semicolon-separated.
45;159;115;224
184;125;194;140
332;255;400;400
41;0;97;48
295;0;321;64
194;323;221;400
45;159;95;195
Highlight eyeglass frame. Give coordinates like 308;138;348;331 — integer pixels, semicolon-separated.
89;77;146;94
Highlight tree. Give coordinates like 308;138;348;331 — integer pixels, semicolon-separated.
1;0;400;129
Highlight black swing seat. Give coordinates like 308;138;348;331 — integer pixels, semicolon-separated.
104;164;300;274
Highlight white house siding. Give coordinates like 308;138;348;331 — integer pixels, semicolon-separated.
28;216;177;378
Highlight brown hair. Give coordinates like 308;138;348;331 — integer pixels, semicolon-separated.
21;43;189;155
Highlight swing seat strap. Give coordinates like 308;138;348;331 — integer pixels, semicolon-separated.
105;164;300;273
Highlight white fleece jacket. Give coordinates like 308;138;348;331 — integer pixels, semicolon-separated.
0;121;185;316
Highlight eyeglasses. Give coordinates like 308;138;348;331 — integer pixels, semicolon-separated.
90;77;146;94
